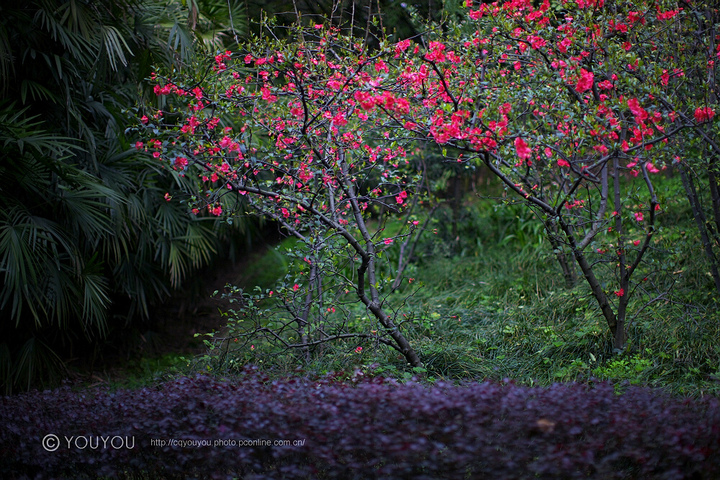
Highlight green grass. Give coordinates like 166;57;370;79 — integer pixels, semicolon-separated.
92;353;191;391
125;176;720;397
229;237;298;291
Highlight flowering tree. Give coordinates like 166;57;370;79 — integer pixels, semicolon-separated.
141;27;426;366
377;0;705;351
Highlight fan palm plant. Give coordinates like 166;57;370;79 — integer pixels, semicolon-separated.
0;0;252;393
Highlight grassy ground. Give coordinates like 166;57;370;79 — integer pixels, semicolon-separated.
126;175;720;397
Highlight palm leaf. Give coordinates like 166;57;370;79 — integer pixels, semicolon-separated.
80;255;111;337
100;25;133;71
12;337;66;392
19;80;58;104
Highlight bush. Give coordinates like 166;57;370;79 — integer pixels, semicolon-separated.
2;370;719;479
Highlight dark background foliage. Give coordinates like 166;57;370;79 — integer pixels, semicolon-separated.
0;0;259;393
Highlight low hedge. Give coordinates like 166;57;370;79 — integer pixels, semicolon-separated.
1;368;719;479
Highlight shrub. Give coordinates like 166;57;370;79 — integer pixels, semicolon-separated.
2;370;719;479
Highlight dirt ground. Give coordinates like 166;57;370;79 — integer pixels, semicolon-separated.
76;236;279;386
150;240;276;357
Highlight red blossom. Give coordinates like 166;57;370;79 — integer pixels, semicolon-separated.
656;8;681;21
627;98;648;122
174;157;188;169
514;137;531;160
395;39;411;56
694;107;716;123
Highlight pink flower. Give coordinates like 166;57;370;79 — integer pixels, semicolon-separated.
614;288;625;297
627;98;648;122
355;346;363;353
660;70;670;86
634;211;644;222
135;141;144;150
527;35;547;50
395;39;411;54
293;284;300;291
557;158;570;167
694;107;715;123
384;238;393;245
657;8;681;21
514;137;531;160
575;69;594;93
140;115;149;124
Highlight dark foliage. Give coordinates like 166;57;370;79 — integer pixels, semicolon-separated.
1;370;719;479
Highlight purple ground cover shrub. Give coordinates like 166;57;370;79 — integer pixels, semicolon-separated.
1;368;719;479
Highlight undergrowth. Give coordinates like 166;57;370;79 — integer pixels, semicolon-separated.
144;176;720;397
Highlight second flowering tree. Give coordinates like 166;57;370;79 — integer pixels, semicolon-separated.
143;28;426;366
383;0;703;351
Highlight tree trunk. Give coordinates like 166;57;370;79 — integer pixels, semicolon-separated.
707;158;720;249
545;219;577;288
679;163;720;295
559;217;624;351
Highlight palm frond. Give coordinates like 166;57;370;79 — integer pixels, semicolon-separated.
99;25;134;71
19;80;57;104
12;337;66;392
0;104;77;158
0;23;15;94
80;255;111;338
